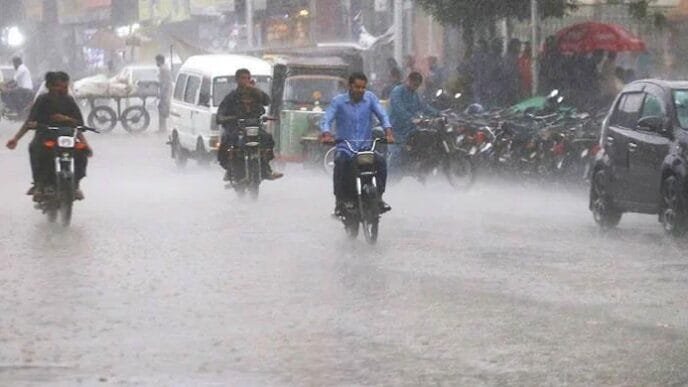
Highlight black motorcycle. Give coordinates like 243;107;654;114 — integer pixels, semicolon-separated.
224;117;272;199
395;116;475;190
0;85;33;123
35;125;98;226
337;138;387;244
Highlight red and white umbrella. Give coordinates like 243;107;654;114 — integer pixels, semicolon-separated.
555;22;646;53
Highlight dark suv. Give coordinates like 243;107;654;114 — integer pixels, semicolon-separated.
590;80;688;235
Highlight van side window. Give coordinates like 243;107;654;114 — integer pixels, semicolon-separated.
610;92;644;129
199;77;211;107
184;76;201;104
173;73;188;101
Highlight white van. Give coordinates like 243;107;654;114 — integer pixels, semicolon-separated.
169;54;273;165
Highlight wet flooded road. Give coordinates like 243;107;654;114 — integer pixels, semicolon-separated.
1;123;687;386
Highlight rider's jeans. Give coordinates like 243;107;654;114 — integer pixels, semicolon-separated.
333;149;387;200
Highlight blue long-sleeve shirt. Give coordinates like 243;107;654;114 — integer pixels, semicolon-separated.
320;90;392;155
388;84;438;142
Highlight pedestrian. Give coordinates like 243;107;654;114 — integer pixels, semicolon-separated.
518;41;533;98
381;67;402;99
155;54;173;133
403;55;416;76
424;56;445;101
502;38;522;106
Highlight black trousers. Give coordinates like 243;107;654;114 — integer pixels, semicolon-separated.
29;137;87;186
333;150;387;200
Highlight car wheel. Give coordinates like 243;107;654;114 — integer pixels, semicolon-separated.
661;175;687;237
591;168;622;229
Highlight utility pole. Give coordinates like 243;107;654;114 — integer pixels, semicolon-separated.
394;0;403;66
246;0;254;48
531;0;539;96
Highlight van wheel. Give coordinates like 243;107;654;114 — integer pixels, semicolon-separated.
591;169;622;229
196;137;210;166
661;175;687;237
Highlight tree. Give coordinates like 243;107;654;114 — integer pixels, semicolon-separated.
414;0;653;55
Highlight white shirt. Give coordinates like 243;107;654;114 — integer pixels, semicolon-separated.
14;64;33;89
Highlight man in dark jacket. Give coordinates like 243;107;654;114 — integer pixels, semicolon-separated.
216;68;282;181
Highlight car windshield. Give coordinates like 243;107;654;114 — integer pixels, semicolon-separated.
283;76;346;107
213;75;271;107
674;90;688;129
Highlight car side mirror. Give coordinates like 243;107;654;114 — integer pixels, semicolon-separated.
637;115;664;133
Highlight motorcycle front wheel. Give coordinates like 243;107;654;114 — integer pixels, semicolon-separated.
360;185;380;244
57;177;74;227
444;154;475;191
248;158;261;200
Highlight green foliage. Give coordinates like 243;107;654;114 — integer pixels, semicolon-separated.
413;0;653;28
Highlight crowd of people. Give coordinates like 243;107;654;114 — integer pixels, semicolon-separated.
377;36;650;113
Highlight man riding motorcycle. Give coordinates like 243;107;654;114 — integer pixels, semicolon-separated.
5;71;91;200
387;72;438;168
320;72;395;215
1;57;34;117
388;72;439;142
216;68;282;181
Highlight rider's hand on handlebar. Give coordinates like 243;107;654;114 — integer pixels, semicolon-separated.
320;132;335;144
385;129;395;144
6;138;17;150
50;114;77;125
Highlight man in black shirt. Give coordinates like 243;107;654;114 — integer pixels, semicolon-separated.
5;71;91;200
216;68;282;181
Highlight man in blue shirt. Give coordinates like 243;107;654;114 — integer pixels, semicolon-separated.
321;72;395;215
388;71;438;144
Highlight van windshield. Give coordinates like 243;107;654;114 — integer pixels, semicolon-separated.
213;75;271;107
674;90;688;129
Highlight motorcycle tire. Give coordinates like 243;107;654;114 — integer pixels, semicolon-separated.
46;208;58;223
345;218;360;239
87;106;117;133
444;154;475;191
57;178;74;227
121;106;150;133
248;159;260;200
323;146;336;175
360;185;380;244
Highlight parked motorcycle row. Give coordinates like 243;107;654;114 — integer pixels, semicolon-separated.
398;90;608;188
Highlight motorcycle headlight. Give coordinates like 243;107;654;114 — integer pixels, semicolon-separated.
245;127;259;137
57;136;75;148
